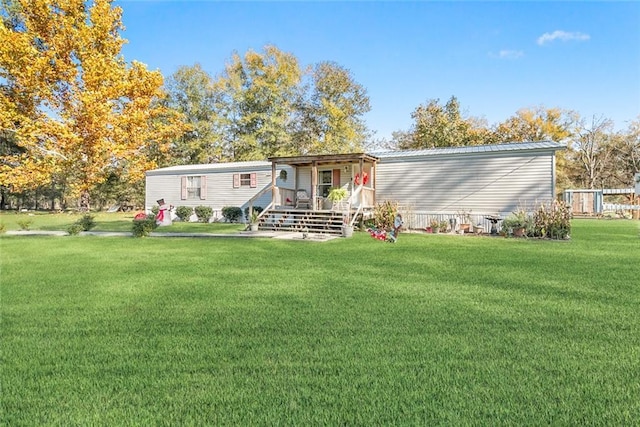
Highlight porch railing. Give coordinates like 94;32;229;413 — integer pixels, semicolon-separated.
348;186;375;209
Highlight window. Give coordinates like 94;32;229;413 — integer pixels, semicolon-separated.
233;173;257;188
318;170;333;197
240;173;251;186
187;176;201;199
181;176;207;200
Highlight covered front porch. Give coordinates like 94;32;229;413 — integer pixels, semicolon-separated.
248;153;379;233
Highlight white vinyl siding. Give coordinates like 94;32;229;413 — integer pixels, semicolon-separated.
376;151;554;216
146;163;292;217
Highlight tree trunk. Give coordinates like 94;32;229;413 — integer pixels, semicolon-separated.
79;190;91;212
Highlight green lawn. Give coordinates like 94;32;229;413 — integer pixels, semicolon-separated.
0;211;246;234
1;220;639;425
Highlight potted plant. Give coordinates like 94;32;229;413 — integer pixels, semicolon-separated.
430;219;440;233
457;209;472;233
503;209;529;237
342;215;354;237
327;187;348;211
439;220;449;233
249;210;260;231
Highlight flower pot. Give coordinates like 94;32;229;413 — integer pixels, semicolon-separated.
513;227;525;237
250;223;259;232
342;225;354;238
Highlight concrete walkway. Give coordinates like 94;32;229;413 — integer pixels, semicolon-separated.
4;230;340;241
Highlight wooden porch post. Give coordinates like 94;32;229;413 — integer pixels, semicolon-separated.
372;160;377;206
271;162;277;207
359;158;364;208
311;161;318;210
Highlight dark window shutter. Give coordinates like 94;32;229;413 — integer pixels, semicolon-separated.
181;176;187;200
250;173;257;188
200;176;207;200
233;174;240;188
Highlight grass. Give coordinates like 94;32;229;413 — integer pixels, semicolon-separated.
1;220;639;425
0;211;245;234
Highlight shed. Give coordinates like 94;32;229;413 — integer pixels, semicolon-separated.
562;189;603;216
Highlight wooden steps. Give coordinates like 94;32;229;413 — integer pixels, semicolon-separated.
257;208;346;235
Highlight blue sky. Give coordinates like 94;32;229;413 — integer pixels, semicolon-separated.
118;1;640;141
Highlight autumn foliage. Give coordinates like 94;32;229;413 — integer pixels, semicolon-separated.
0;0;184;209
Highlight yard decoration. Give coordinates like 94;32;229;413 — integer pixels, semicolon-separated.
155;199;172;226
367;227;387;241
354;172;368;186
367;213;403;243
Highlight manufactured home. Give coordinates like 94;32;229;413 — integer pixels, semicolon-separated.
145;141;565;234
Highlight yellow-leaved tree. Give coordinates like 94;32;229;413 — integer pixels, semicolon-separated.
0;0;184;210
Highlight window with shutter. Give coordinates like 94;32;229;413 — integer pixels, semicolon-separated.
185;176;202;200
234;173;256;188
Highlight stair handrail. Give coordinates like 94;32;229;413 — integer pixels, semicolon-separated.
247;183;274;220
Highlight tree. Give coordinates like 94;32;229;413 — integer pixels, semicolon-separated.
493;106;576;143
0;0;183;210
164;64;225;165
569;115;615;189
213;45;302;161
397;96;491;149
605;118;640;188
293;62;371;154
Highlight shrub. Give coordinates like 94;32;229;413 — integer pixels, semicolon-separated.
194;205;213;223
132;214;158;237
17;218;33;230
372;200;398;230
221;206;243;223
77;214;96;231
151;205;160;216
175;206;193;222
533;200;571;239
67;223;84;235
243;206;263;221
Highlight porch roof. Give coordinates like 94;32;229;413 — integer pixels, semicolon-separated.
267;152;379;167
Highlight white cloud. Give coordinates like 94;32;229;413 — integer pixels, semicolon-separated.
489;50;524;59
537;30;590;45
499;50;524;59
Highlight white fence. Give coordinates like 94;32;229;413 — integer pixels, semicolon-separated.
603;203;640;211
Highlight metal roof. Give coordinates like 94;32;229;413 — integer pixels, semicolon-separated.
267;152;379;166
146;160;272;176
147;142;565;175
373;141;566;159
